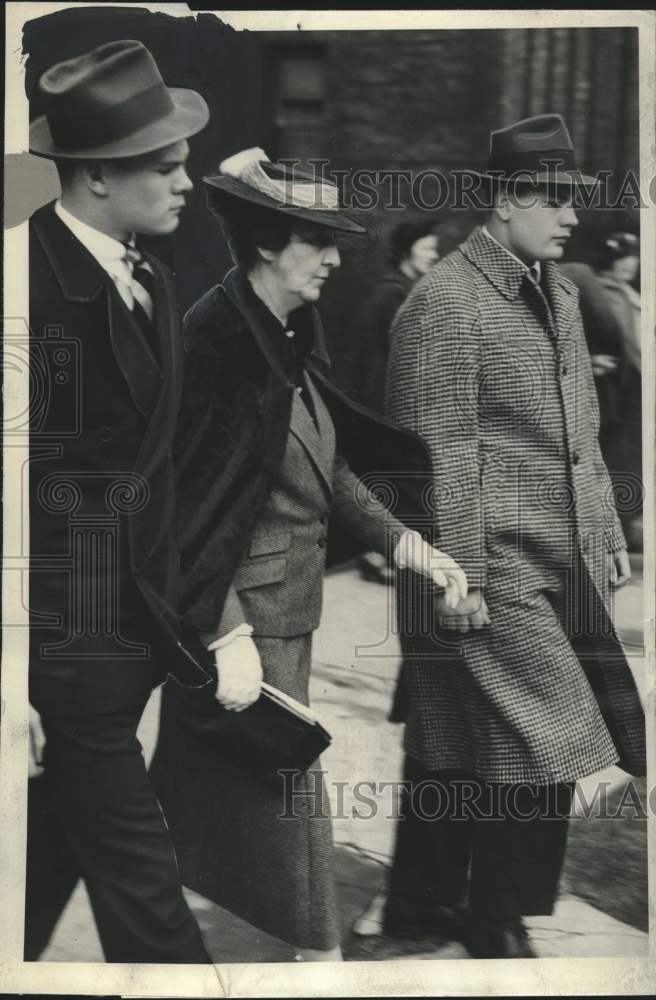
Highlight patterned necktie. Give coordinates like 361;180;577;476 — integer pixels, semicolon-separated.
123;242;158;360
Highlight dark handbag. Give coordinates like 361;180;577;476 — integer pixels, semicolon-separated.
180;682;332;775
169;630;332;774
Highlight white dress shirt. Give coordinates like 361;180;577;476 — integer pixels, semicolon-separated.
55;201;139;311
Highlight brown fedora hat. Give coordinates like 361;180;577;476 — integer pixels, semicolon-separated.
203;147;366;235
29;40;209;160
468;113;598;189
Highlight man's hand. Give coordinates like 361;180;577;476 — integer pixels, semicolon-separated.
214;635;263;712
28;705;45;778
608;549;631;589
436;588;490;634
394;531;468;609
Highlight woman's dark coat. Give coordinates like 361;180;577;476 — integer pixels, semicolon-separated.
172;267;434;644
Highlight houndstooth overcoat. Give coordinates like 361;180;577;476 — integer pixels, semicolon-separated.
385;226;645;784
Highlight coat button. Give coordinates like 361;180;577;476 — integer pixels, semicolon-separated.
561;365;568;376
572;451;580;466
97;426;113;443
317;537;327;548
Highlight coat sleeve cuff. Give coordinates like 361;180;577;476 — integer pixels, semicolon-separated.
604;519;627;555
200;586;247;646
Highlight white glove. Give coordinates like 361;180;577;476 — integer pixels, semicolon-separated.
214;634;263;712
394;530;468;609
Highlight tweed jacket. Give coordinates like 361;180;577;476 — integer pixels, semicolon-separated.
386;226;645;783
217;373;397;639
29;203;210;705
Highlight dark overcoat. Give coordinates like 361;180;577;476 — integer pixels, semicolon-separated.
29;203;210;714
386;227;646;784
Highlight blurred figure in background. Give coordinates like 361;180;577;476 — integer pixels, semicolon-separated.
357;219;440;414
356;220;440;583
596;232;642;551
559;259;625;439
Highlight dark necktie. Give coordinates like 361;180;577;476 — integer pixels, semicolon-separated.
123;243;158;361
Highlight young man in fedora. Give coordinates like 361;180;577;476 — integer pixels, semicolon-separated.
382;114;645;957
26;39;212;962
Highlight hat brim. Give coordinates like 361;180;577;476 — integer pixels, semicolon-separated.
29;87;209;160
203;174;366;235
465;169;600;190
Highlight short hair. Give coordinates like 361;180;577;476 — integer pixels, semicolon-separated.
388;219;438;265
209;194;338;270
207;195;293;269
53;157;85;189
53;151;160;191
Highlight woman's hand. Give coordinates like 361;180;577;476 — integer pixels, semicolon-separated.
394;530;468;609
214;635;263;712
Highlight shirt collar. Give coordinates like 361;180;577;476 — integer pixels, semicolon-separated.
55;200;129;266
481;225;541;281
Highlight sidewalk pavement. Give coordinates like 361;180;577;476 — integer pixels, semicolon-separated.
40;557;649;962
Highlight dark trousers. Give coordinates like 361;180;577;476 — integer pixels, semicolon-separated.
388;757;574;921
25;682;211;963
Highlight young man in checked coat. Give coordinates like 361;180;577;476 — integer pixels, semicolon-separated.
382;115;646;958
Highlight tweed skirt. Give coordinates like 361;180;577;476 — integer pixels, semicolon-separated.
168;632;340;952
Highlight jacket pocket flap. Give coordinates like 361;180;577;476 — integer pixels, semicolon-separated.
233;557;287;591
248;532;292;557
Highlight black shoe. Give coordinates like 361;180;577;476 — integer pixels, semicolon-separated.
383;896;469;942
465;915;536;959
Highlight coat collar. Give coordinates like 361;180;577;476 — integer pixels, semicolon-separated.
221;266;331;385
460;226;580;335
32;200;107;303
32;203;172;419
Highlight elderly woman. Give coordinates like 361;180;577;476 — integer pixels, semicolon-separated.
151;149;466;962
